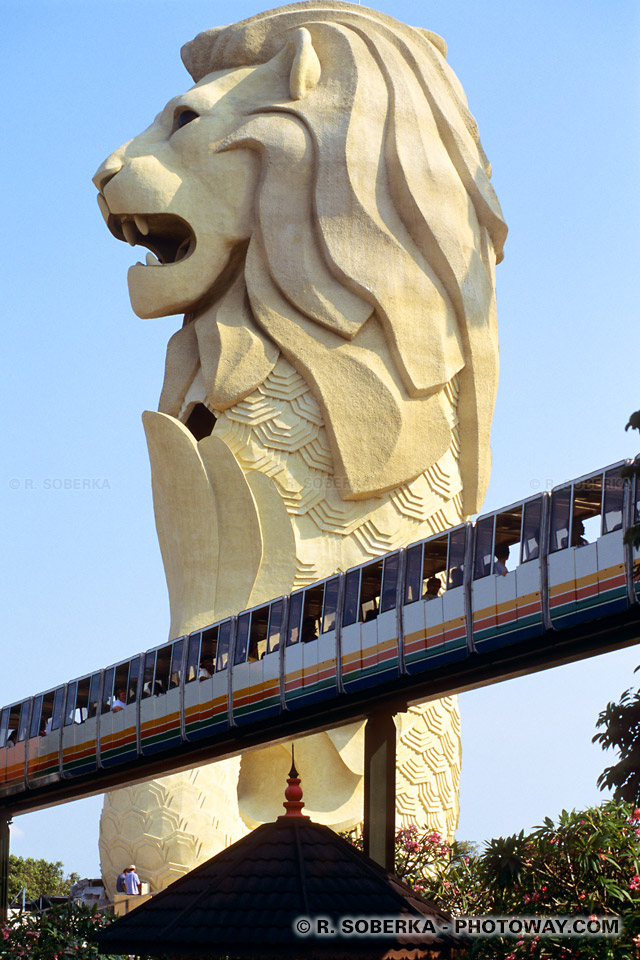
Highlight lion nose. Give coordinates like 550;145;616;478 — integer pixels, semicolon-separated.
93;156;123;193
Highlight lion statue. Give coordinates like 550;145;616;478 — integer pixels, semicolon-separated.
94;1;506;897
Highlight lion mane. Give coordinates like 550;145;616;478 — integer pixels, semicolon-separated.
174;1;506;513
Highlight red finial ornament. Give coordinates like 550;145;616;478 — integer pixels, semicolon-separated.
280;745;308;818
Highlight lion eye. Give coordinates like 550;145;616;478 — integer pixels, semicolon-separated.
175;109;199;130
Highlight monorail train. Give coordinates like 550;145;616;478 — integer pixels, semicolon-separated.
2;459;639;800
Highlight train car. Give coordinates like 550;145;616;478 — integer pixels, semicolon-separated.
183;619;232;742
26;685;64;788
99;655;142;768
341;554;402;692
547;463;629;629
284;578;340;709
2;457;639;805
232;597;285;725
0;700;29;796
60;672;101;778
401;526;469;674
140;639;186;756
471;494;546;652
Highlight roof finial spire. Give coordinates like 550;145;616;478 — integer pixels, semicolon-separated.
281;745;308;818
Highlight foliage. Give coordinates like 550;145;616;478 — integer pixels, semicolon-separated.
595;680;640;803
0;902;130;959
345;801;640;958
8;855;80;903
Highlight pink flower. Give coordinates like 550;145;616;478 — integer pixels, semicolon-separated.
629;874;640;891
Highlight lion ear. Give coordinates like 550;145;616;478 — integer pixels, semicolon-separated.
288;27;321;100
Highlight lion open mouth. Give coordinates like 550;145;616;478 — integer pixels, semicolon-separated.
105;209;195;266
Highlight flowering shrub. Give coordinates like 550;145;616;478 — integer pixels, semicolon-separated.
0;902;135;959
345;801;640;959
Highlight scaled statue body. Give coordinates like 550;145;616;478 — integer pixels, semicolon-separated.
94;1;506;896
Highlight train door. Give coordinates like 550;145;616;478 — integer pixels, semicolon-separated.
340;557;400;693
99;657;141;768
471;496;545;652
232;599;284;725
284;579;339;709
183;620;233;742
140;639;185;756
402;529;467;673
598;465;629;614
0;700;30;795
61;674;100;777
26;686;64;787
548;464;628;629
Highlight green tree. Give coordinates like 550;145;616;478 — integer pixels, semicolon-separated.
594;680;640;803
7;855;80;903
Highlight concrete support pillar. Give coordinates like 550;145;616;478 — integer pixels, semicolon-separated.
363;711;396;871
0;818;10;923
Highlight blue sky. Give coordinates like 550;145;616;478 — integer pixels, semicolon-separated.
1;0;639;880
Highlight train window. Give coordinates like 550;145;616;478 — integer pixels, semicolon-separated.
113;663;129;707
126;659;140;704
30;696;44;739
169;640;184;689
404;544;423;604
522;498;542;562
603;467;624;534
235;613;251;665
381;554;399;612
573;473;603;544
37;689;60;736
473;517;495;580
424;534;448;596
87;673;101;720
447;528;466;589
342;569;361;626
5;705;21;746
302;584;324;642
200;626;218;678
154;645;173;695
17;700;31;742
69;677;91;724
101;667;116;713
493;506;523;573
267;601;284;654
141;653;156;700
51;687;64;732
248;606;269;661
550;486;572;552
360;560;383;622
64;683;78;727
216;622;232;672
322;578;340;633
0;707;9;747
186;634;201;683
287;592;304;645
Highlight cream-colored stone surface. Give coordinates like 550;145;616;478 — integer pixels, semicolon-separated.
95;1;505;894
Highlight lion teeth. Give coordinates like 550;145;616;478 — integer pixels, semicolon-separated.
122;220;138;246
146;252;161;266
97;194;111;224
134;215;150;236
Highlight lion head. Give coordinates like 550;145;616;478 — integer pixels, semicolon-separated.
94;0;506;513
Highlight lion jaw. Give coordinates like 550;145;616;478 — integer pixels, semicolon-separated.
93;64;270;320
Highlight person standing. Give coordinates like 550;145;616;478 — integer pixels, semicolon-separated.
124;864;140;895
116;867;129;893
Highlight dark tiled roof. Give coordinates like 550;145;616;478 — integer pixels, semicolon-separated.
96;816;458;959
